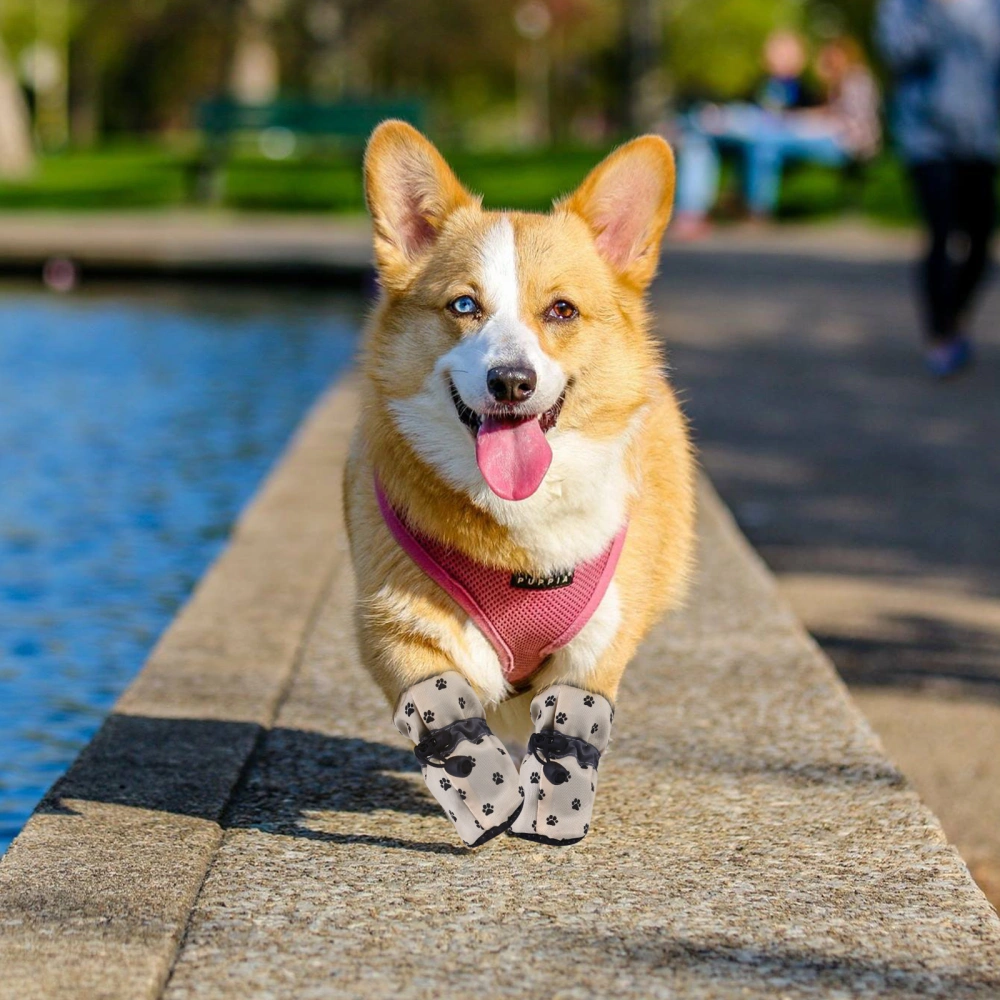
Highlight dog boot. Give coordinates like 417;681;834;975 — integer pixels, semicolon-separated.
510;685;612;845
394;671;523;847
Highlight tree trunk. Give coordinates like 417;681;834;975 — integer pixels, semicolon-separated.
230;0;281;104
0;37;34;177
625;0;665;133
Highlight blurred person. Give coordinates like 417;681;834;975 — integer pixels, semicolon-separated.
878;0;1000;377
673;31;880;239
814;37;883;162
757;29;819;112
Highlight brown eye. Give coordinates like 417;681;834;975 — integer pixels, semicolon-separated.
547;300;578;321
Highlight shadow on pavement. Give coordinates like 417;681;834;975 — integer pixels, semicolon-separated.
658;248;1000;690
817;615;1000;692
36;712;467;854
575;929;1000;996
37;710;908;839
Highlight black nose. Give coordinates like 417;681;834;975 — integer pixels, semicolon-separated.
487;365;536;403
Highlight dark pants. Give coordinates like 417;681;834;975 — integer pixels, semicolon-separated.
909;159;996;341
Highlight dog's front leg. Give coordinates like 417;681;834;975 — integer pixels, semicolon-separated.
393;672;523;846
509;685;613;844
508;594;629;845
357;577;523;845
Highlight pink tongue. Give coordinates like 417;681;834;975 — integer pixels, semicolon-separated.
475;416;552;501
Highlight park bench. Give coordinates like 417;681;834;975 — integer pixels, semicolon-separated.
192;97;425;202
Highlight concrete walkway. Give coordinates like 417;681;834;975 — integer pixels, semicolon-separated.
2;377;999;999
655;236;1000;908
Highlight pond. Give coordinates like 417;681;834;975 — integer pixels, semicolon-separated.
0;283;362;854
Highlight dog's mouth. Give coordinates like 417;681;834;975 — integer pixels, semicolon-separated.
448;378;569;502
448;379;567;437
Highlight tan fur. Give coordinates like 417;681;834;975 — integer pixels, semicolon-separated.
344;121;696;713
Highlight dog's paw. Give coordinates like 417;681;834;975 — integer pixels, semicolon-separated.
420;729;523;846
510;685;613;845
395;672;522;847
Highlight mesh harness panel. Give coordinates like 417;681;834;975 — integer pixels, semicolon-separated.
376;477;627;685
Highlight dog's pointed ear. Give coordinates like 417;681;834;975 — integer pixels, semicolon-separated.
364;120;477;288
560;135;675;290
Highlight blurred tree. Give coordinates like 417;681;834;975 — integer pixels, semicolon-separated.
29;0;71;148
666;0;807;101
625;0;664;130
67;0;236;136
351;0;523;127
3;0;884;147
231;0;283;104
0;34;34;174
806;0;876;53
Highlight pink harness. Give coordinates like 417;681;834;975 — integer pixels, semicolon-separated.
376;479;627;686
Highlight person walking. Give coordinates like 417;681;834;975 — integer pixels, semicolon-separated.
878;0;1000;377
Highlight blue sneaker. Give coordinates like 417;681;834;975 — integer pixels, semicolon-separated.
925;337;973;378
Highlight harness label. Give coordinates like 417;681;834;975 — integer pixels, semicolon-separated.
510;570;575;590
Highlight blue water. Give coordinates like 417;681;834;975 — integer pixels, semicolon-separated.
0;284;361;853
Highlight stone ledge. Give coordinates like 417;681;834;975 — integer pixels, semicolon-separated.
0;212;372;278
1;377;998;1000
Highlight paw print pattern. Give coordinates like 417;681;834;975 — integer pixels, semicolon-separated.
505;685;613;842
584;823;589;834
518;785;524;797
396;674;529;846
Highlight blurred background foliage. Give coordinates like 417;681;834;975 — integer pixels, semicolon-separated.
1;0;877;139
0;0;914;221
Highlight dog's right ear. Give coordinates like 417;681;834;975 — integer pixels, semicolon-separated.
364;120;476;289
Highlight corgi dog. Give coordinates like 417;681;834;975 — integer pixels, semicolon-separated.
344;121;695;847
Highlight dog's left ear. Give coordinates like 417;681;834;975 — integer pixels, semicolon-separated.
561;135;675;291
364;120;477;290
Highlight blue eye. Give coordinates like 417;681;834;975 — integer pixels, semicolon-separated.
448;295;479;316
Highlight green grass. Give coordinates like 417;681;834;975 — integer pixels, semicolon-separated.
0;145;192;209
0;141;616;214
223;146;611;213
0;139;922;224
777;156;917;225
